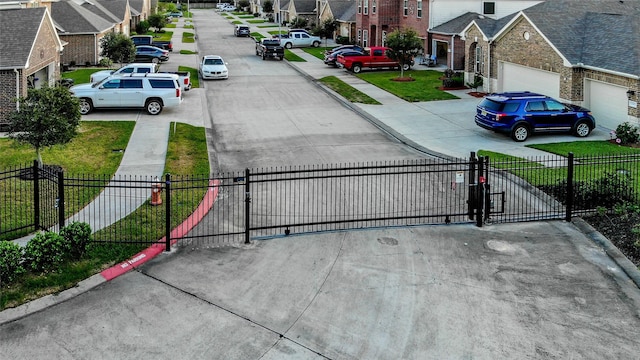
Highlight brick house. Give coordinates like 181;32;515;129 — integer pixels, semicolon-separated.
356;0;542;66
461;0;639;130
318;0;356;42
0;7;64;124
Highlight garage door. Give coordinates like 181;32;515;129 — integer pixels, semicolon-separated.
499;62;560;98
584;80;628;131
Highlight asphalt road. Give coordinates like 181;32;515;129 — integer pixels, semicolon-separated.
1;10;639;360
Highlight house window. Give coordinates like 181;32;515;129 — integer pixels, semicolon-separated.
357;29;362;44
483;2;495;15
403;0;408;16
474;46;483;73
363;30;368;47
358;0;362;14
364;0;368;15
382;30;387;46
417;0;422;18
372;0;376;14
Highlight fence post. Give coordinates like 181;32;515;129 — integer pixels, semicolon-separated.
468;152;477;220
476;156;484;227
244;168;251;244
565;152;574;222
165;173;171;252
483;155;491;222
58;170;65;231
33;160;40;231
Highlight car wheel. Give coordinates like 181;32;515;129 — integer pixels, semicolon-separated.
79;98;93;115
151;58;160;64
145;99;163;115
352;64;362;74
402;63;411;71
284;42;292;49
279;56;284;61
256;50;260;56
312;41;320;47
511;123;530;142
574;120;592;137
262;53;266;60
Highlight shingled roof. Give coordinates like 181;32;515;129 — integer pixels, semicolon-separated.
517;0;640;76
292;0;316;14
439;0;639;77
329;0;356;22
0;8;47;69
51;0;115;34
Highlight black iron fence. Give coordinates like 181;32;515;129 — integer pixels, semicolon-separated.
2;153;639;247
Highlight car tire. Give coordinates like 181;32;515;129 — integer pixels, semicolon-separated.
279;56;284;61
402;63;411;71
511;123;530;142
262;53;266;60
312;41;320;47
352;64;362;74
79;98;93;115
284;42;292;49
145;99;163;115
574;120;592;137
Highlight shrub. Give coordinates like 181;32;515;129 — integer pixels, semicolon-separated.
0;241;25;283
24;232;69;273
335;36;352;45
542;171;636;210
614;122;640;145
135;20;150;35
60;222;92;260
98;57;113;68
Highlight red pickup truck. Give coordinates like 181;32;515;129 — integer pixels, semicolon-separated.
336;46;412;73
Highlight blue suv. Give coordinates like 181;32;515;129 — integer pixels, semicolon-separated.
475;92;596;141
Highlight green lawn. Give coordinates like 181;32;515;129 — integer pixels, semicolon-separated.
182;32;195;43
268;30;287;36
319;76;381;105
356;70;460;102
247;19;266;24
179;66;199;89
237;15;254;18
251;32;265;41
257;25;280;28
62;68;103;85
1;122;209;310
302;47;331;60
179;49;197;55
284;49;305;62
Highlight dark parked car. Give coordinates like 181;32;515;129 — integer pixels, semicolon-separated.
235;25;250;37
324;48;364;66
475;91;596;141
324;45;363;56
135;45;169;63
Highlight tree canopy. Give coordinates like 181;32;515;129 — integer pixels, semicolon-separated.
7;85;81;164
385;28;424;78
99;32;136;66
148;13;169;33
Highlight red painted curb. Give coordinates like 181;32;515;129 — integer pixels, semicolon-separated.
100;179;220;281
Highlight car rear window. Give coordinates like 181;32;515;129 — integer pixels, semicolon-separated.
479;98;520;112
149;79;176;88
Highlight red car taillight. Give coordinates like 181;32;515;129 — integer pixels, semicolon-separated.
495;113;507;122
184;78;188;85
176;88;181;97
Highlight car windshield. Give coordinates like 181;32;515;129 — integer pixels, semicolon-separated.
205;58;223;65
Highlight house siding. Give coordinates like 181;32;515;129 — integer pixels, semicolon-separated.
0;71;20;123
60;34;98;66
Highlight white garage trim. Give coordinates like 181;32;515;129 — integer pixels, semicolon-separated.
498;62;560;99
584;80;628;131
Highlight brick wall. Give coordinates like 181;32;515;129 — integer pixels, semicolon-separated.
0;70;20;123
60;34;97;66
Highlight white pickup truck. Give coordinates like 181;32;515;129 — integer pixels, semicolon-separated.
279;32;322;49
90;63;191;91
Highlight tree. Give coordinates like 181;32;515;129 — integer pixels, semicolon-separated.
7;85;81;164
238;0;250;11
99;32;135;66
148;13;169;33
321;17;338;39
263;0;273;13
385;28;424;79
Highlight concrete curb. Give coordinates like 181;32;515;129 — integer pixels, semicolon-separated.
572;217;640;288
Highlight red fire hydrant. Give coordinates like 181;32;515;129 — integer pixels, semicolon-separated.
151;177;163;206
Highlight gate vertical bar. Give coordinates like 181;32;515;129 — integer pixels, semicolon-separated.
165;173;171;252
57;170;65;231
565;152;574;222
244;168;251;244
468;152;476;220
476;156;484;227
483;156;490;222
33;160;40;231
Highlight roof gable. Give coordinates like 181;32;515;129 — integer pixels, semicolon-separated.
52;0;115;34
0;8;46;68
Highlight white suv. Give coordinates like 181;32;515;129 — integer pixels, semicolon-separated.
70;73;183;115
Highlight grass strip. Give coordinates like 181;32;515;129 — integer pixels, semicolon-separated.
319;76;381;105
